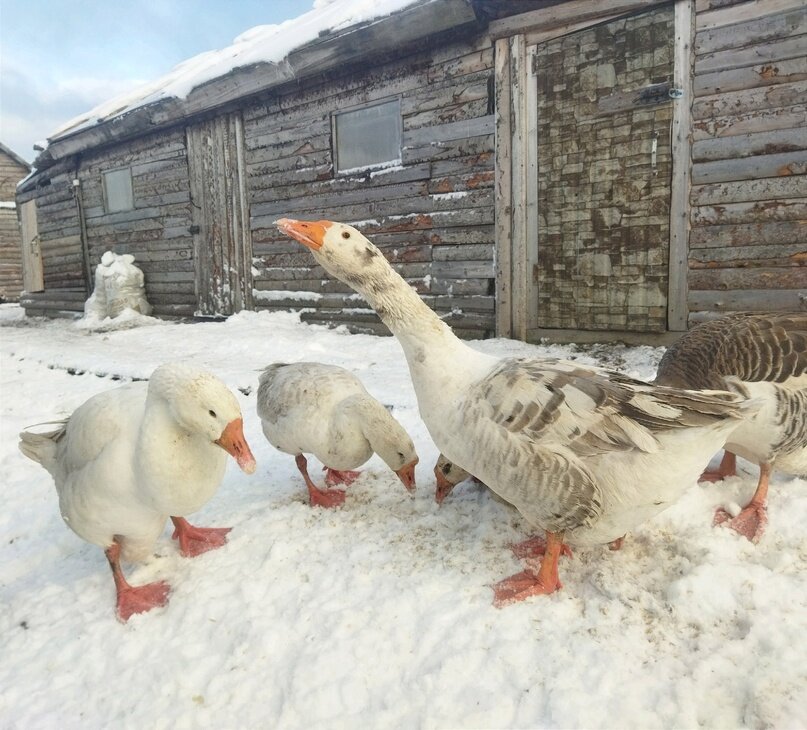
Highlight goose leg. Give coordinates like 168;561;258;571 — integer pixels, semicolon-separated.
297;454;345;508
510;534;573;560
493;531;567;607
105;540;170;622
713;462;770;543
699;450;737;483
171;516;231;557
323;467;362;487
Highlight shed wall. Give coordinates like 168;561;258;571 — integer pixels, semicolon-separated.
688;0;807;318
78;129;195;317
244;33;496;338
0;150;30;301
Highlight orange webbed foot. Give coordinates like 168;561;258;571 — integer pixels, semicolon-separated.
510;535;573;560
309;485;346;508
116;580;170;622
492;568;561;607
171;517;231;557
323;468;362;487
714;502;767;543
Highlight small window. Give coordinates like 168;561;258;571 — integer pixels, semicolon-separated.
334;99;401;173
103;168;134;213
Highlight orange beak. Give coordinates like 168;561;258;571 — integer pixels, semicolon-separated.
216;417;256;474
276;218;331;251
434;467;456;505
395;458;418;493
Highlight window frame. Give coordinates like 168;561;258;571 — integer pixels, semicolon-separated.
332;97;403;175
102;167;135;213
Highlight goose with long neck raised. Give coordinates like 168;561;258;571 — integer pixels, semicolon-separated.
276;219;758;605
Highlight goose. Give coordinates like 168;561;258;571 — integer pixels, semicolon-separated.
256;362;418;508
19;362;256;621
655;312;807;542
434;453;483;504
276;218;759;605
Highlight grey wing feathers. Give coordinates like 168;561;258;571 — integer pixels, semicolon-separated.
656;312;807;388
474;359;744;459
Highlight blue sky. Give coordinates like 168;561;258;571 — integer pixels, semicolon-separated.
0;0;308;162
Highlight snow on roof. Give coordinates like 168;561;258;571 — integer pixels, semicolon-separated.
50;0;422;143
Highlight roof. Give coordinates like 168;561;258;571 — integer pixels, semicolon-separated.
0;142;32;172
36;0;479;168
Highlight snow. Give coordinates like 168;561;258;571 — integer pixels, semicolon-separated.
1;304;805;729
252;289;323;303
49;0;420;142
0;201;17;209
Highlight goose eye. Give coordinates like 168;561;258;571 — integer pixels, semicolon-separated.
209;409;217;418
341;231;351;239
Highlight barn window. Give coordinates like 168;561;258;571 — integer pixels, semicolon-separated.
333;99;401;173
103;168;134;213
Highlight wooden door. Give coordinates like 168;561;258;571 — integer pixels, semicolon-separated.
19;200;44;292
532;6;676;333
187;113;253;316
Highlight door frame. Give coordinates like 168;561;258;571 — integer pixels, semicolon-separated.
494;0;694;340
19;199;44;292
187;111;253;317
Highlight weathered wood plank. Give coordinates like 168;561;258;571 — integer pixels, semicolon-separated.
692;150;807;184
402;115;494;147
692;198;807;225
669;0;695;331
689;220;806;247
694;57;807;96
689;266;807;290
250;164;431;204
687;288;807;317
494;37;512;338
696;7;807;55
691;175;807;205
692;126;807;162
692;103;807;140
692;80;807;119
488;0;668;39
690;242;806;266
400;133;494;165
696;34;807;75
697;0;806;31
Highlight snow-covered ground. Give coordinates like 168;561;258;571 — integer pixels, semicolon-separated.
1;304;805;729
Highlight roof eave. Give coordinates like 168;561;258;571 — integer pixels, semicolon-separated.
38;0;479;168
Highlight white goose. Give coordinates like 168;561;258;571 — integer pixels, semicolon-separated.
19;363;256;621
257;362;418;507
277;219;758;605
655;312;807;542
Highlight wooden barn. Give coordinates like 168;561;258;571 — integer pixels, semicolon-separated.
0;143;32;302
16;0;807;341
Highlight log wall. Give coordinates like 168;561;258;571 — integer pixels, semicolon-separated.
0;150;29;301
688;0;807;319
77;129;195;318
243;33;496;338
16;160;86;314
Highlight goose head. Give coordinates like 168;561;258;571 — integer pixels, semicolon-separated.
370;427;419;493
276;219;388;290
149;363;256;474
434;454;470;505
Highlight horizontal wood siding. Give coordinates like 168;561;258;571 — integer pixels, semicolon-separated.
16;160;85;311
0;208;23;300
0;150;31;301
78;129;195;317
689;0;807;318
244;33;496;338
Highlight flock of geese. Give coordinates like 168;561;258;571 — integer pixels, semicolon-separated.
19;218;806;620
